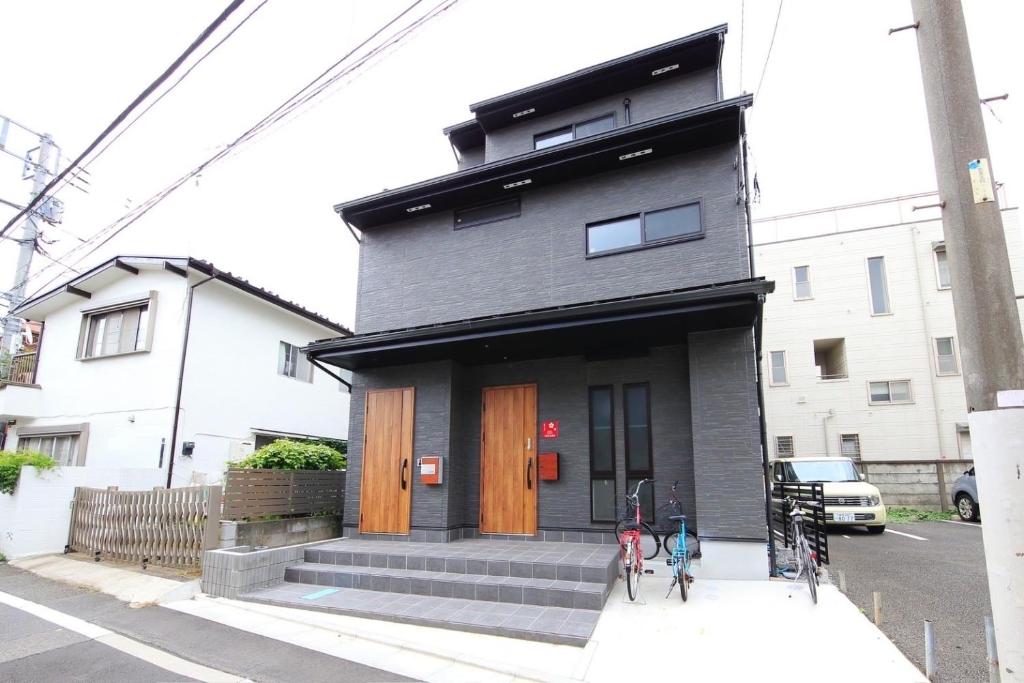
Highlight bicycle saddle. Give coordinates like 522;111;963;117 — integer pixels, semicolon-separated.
669;514;687;521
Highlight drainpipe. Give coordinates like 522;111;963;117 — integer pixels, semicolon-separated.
822;409;835;456
166;269;217;488
742;130;778;576
623;97;632;125
910;226;947;459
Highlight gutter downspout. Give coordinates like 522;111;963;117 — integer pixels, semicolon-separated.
742;130;778;576
166;270;217;488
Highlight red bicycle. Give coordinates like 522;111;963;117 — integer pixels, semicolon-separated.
619;478;654;601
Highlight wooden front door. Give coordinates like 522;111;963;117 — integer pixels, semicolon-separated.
359;387;414;534
480;384;537;534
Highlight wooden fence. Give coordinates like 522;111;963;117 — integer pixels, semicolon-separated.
221;469;345;520
861;459;973;511
67;485;221;567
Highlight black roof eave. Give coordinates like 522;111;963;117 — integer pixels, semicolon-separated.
306;278;773;369
335;94;751;230
468;25;727;131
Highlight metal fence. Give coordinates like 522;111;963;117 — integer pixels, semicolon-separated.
0;351;36;384
221;469;345;520
67;485;222;567
771;481;829;566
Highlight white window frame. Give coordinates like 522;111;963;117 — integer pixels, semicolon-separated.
792;265;813;300
15;423;89;466
865;256;892;316
934;336;960;376
278;341;313;383
769;350;788;386
775;435;795;457
933;244;951;290
76;292;157;360
867;379;914;405
839;433;861;459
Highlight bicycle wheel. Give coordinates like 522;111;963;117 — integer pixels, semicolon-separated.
663;531;700;559
615;519;660;560
800;537;818;604
624;543;639;601
678;562;688;602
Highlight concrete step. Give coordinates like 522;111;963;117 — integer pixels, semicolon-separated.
284;562;609;610
304;539;619;590
242;581;600;647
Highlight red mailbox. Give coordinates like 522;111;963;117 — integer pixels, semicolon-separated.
419;455;443;485
538;452;559;481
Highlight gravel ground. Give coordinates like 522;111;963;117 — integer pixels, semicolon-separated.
827;520;991;682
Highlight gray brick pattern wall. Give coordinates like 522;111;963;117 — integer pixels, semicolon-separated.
355;144;745;334
484;67;718;163
345;361;456;531
687;327;767;541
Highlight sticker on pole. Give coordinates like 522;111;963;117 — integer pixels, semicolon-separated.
968;158;995;203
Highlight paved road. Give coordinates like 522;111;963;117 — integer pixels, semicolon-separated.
0;563;414;682
828;520;990;683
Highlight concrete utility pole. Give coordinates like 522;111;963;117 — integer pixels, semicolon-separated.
909;1;1024;679
1;132;54;354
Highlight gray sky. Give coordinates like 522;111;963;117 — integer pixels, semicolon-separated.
1;0;1019;330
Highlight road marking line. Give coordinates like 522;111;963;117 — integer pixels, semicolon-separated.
885;528;928;541
0;590;244;682
942;519;981;528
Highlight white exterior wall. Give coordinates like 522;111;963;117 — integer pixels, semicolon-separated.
755;196;1022;462
173;277;349;486
5;267;187;469
3;260;350;487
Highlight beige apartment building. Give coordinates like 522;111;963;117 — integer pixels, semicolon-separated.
755;191;1022;462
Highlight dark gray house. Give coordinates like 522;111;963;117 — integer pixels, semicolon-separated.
309;24;774;580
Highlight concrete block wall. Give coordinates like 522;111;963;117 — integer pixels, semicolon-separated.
202;542;322;599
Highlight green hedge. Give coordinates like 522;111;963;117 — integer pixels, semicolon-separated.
0;451;57;494
228;439;345;471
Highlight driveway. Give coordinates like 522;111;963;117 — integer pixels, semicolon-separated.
828;520;990;682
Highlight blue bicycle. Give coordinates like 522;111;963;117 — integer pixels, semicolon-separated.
661;480;696;601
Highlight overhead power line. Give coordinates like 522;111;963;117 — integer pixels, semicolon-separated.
14;0;458;300
755;0;785;97
0;0;247;239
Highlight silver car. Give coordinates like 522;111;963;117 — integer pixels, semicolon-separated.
951;467;980;521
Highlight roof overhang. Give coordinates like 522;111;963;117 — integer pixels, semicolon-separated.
468;25;726;132
336;94;751;231
442;119;484;153
307;279;773;371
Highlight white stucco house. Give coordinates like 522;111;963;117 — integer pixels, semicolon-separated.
754;191;1022;462
0;255;352;486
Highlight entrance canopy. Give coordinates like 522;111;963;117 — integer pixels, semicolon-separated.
307;279;773;371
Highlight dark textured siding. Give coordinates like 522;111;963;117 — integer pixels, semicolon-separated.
457;146;484;170
687;327;767;540
484;67;718;162
355;143;745;334
344;361;455;530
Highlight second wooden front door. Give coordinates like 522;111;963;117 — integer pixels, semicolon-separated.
480;384;537;535
359;387;414;534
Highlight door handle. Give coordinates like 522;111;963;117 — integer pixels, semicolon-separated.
401;458;408;490
527;458;533;490
526;437;532;451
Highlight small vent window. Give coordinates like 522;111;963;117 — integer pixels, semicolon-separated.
776;436;795;457
454;198;521;229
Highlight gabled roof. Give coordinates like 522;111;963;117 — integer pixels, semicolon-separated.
12;256;352;335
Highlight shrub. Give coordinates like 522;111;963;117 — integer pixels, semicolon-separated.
0;451;57;494
228;439;345;471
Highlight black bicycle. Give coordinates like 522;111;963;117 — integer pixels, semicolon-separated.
614;480;700;561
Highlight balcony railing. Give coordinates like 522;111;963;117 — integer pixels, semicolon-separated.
1;351;37;384
817;372;849;381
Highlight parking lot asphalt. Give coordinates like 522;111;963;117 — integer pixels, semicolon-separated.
828;520;991;683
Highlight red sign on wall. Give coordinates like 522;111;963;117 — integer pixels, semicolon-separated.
541;420;559;439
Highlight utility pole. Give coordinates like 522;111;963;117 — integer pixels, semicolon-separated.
909;1;1024;679
1;132;54;354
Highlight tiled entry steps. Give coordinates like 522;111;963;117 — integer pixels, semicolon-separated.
240;539;620;646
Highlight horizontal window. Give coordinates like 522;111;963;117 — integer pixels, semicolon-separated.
869;380;912;404
454;197;520;229
79;301;151;359
534;113;615;150
586;202;703;256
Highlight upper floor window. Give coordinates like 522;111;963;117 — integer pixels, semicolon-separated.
454;197;520;230
869;379;912;405
793;265;812;300
586;202;702;256
278;341;312;382
769;350;788;385
78;298;152;359
534;113;614;150
934;245;951;289
775;435;795;457
935;336;959;375
866;256;891;315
